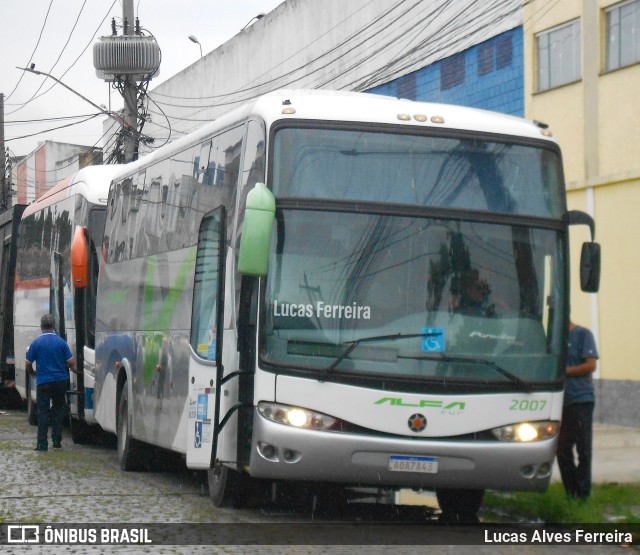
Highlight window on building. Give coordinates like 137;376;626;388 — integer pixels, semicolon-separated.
536;19;581;92
478;43;494;75
606;0;640;71
496;35;513;69
397;73;417;100
441;52;466;90
477;34;514;77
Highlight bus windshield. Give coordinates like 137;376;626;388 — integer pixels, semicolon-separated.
272;127;565;218
262;127;567;387
262;211;564;386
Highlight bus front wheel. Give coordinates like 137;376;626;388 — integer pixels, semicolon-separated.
117;384;144;471
435;488;484;523
208;462;247;508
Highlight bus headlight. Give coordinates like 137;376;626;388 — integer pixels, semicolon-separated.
491;421;560;442
258;402;338;431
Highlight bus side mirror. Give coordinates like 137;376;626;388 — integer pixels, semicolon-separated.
580;241;600;293
567;210;601;293
238;183;276;277
71;226;89;288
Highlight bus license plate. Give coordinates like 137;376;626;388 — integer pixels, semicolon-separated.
388;455;438;473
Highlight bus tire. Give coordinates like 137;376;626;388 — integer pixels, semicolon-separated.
70;417;92;444
117;385;144;471
27;374;37;426
436;488;484;523
207;462;247;508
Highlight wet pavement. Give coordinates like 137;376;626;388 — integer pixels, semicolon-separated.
0;408;637;554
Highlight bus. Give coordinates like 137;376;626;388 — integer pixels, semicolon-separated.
0;204;26;407
13;165;123;439
91;90;599;520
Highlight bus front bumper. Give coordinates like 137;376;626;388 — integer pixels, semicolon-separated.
248;411;556;492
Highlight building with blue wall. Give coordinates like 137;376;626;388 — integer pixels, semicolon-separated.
368;27;524;117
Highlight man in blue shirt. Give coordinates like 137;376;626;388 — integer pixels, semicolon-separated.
556;320;599;499
26;314;75;452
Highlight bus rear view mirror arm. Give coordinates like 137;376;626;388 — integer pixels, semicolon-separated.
566;209;595;241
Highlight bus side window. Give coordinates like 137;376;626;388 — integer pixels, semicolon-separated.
235;120;267;242
190;208;225;361
196;141;212;184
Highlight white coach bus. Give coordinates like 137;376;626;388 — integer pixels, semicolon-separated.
90;90;599;520
13;165;123;441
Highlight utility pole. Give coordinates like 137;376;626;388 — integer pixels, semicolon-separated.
93;0;160;163
0;93;6;210
122;0;138;162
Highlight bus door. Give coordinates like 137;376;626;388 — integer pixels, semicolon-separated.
186;208;227;468
50;251;67;340
0;236;14;387
69;213;105;427
0;205;25;389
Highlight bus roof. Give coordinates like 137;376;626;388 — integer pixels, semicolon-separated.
114;89;558;181
250;89;557;143
22;164;124;218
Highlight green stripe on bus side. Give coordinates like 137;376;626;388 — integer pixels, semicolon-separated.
141;248;197;385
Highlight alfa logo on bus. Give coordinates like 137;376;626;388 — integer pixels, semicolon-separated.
408;413;427;432
374;397;466;411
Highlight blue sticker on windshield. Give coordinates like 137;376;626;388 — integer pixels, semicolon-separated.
422;328;445;352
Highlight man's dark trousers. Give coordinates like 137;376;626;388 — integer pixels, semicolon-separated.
557;401;594;498
36;380;67;447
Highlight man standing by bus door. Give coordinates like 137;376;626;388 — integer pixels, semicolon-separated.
26;314;75;452
556;320;599;499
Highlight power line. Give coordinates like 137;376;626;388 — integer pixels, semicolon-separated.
10;1;533;161
146;0;382;102
144;0;525;133
349;0;528;92
12;0;89;111
5;113;100;125
11;120;120;188
7;0;118;115
350;0;455;92
5;113;101;142
142;0;428;131
147;0;415;110
315;0;512;91
4;0;55;102
311;0;460;91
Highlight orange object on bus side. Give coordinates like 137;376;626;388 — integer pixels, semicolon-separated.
71;226;88;288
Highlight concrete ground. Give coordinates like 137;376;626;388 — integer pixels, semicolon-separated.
573;423;640;484
400;423;640;507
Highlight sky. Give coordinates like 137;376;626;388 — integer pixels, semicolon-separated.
1;0;284;157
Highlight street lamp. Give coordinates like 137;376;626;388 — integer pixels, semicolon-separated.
188;35;202;58
241;13;265;30
18;66;132;132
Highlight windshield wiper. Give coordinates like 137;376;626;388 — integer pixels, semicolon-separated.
399;352;532;392
318;331;440;383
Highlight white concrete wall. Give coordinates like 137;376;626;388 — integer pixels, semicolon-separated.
132;0;522;150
